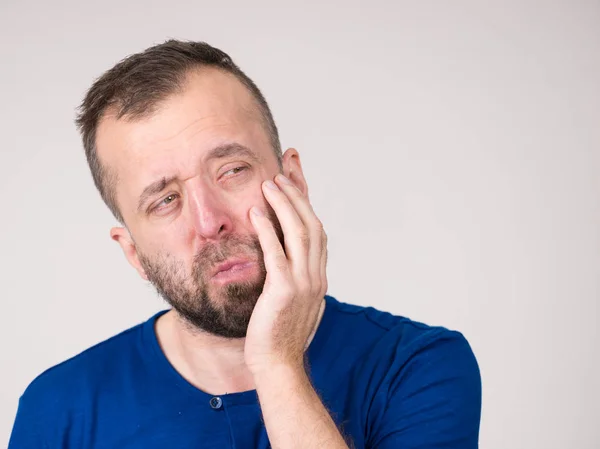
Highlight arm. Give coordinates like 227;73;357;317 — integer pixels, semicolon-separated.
254;364;351;449
244;173;348;448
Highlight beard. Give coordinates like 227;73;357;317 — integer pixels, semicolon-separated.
137;206;283;339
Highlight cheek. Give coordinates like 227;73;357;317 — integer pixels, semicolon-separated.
142;222;196;265
236;189;270;229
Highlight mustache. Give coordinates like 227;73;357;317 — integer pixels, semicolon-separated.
192;205;283;277
194;233;262;267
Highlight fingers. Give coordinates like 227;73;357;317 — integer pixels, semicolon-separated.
259;179;310;282
320;230;328;296
257;174;327;297
249;205;291;285
275;174;327;297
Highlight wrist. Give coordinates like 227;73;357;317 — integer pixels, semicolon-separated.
252;361;309;389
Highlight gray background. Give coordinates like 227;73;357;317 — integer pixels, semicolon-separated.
1;0;598;447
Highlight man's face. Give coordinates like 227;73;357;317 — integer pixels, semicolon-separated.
96;68;286;338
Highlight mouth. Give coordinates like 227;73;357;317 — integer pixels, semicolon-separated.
211;258;257;283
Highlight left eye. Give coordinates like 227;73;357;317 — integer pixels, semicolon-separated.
224;166;247;176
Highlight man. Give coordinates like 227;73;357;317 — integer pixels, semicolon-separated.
8;40;481;448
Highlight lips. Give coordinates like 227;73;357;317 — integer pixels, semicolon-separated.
211;258;253;278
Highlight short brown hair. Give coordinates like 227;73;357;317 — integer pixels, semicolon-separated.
75;39;282;223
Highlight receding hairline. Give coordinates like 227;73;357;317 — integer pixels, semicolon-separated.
104;66;266;124
75;40;282;225
96;66;276;171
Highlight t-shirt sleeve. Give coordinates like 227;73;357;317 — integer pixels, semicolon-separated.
8;393;50;449
367;329;482;448
7;367;75;449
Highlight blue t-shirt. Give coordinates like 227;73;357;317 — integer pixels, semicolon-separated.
8;295;481;448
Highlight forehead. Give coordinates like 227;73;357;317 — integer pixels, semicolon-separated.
95;68;271;203
97;67;265;159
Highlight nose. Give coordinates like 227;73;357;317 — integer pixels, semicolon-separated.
186;179;233;241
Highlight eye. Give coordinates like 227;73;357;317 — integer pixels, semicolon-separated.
161;194;178;205
223;166;248;177
151;193;179;213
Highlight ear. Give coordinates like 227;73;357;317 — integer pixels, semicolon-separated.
110;227;149;281
281;148;309;197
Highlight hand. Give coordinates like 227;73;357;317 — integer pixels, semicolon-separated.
244;173;328;375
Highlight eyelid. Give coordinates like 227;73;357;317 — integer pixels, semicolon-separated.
149;193;180;213
221;165;249;177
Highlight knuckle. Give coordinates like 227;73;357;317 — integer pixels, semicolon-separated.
311;281;322;296
274;254;289;272
298;230;310;249
283;284;296;299
313;218;324;231
300;283;312;297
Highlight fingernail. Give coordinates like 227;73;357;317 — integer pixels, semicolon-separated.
251;206;264;216
277;174;293;185
264;180;279;191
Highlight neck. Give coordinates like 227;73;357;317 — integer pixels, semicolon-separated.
154;298;326;396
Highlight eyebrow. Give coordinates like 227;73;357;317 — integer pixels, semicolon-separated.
206;142;261;164
136;143;261;213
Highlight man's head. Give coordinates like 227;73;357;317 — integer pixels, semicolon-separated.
75;40;308;338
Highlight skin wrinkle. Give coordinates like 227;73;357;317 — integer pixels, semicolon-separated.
125;127;263;214
105;83;269;221
137;143;262;214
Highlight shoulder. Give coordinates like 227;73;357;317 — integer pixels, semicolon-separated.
326;294;475;359
9;314;162;448
326;295;480;398
325;296;481;447
18;313;157;410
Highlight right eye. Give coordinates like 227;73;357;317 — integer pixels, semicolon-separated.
152;193;180;213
